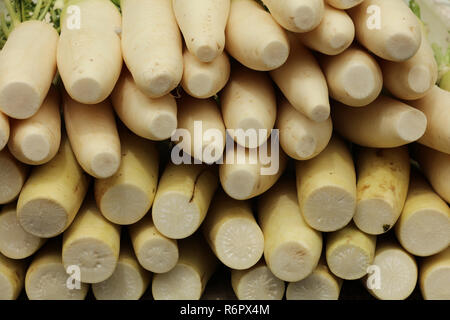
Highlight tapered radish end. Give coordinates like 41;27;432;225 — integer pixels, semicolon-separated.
70;78;104;105
342;64;377;101
21;133;51;163
149;112;177;141
90;152;121;179
0;82;41;119
0;131;8;151
308;104;330;123
143;72;173;98
293;5;319;32
386;33;421;62
186;73;214;99
195;45;219;63
408;66;432;95
396;109;427;143
295;135;316;159
261;41;289;70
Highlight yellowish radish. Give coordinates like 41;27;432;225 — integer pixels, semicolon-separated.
0;148;28;205
325;0;364;9
0;111;9;150
420;248;450;300
0;252;26;300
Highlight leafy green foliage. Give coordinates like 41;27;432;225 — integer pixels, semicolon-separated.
409;0;421;19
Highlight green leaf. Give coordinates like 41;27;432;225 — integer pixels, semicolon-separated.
409;0;421;19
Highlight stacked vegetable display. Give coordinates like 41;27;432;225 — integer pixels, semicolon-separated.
0;0;449;301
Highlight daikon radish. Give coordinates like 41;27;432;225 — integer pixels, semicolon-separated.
92;240;151;300
0;111;9;150
202;192;264;270
261;0;324;33
326;222;376;280
182;50;230;99
152;234;217;300
0;148;28;205
258;179;322;282
220;142;287;200
121;0;183;98
0;252;26;300
296;135;356;232
7;86;61;165
380;31;438;100
152;163;218;239
365;240;417;300
0;21;58;119
319;45;383;107
297;4;354;56
63;93;121;179
325;0;364;9
17;136;89;238
111;69;177;141
173;0;230;62
175;96;226;164
277;97;332;160
348;0;421;62
395;173;450;257
225;0;289;71
57;0;122;104
407;86;450;154
220;65;276;148
129;214;179;273
332;96;427;148
231;260;285;300
0;203;45;260
415;145;450;203
286;257;343;300
353;147;410;235
25;240;89;300
62;198;121;284
420;248;450;300
95;129;159;225
270;37;329;122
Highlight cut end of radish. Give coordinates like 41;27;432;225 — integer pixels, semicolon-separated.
100;184;150;225
354;198;395;235
422;267;450;300
152;264;202;300
293;5;318;32
149;111;177;141
295;135;316;160
235;118;267;148
223;169;257;200
90;152;121;179
137;237;179;273
408;65;432;94
386;32;420;62
70;78;104;105
309;104;330;123
396;109;427;143
186;73;214;99
0;82;41;119
342;63;376;100
21;133;51;163
152;192;201;239
195;45;219;63
235;265;285;300
18;199;68;238
286;272;340;300
143;72;173;98
327;244;371;280
261;40;290;70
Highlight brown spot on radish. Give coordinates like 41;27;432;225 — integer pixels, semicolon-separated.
360;184;370;191
383;224;391;232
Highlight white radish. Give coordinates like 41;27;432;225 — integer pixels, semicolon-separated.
0;147;28;205
420;248;450;300
0;111;9;150
325;0;364;9
0;252;26;300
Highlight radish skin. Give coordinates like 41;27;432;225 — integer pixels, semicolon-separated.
353;147;410;235
319;45;383;107
258;179;322;282
395;173;450;257
407;86;450;155
415;145;450;203
225;0;290;71
221;64;276;148
172;0;230;62
296;135;357;232
325;0;364;9
277;97;332;161
297;4;354;56
0;252;26;300
129;214;179;273
270;37;329;122
0;203;45;260
262;0;324;33
202;192;264;270
0;21;58;119
95;129;159;225
0;112;9;151
17;136;89;238
348;0;422;62
332;96;427;148
8;86;61;165
25;240;89;300
182;50;230;99
0;148;28;205
111;69;177;141
58;0;122;104
121;0;183;98
63;93;121;179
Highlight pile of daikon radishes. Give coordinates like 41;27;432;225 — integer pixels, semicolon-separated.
0;0;448;301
